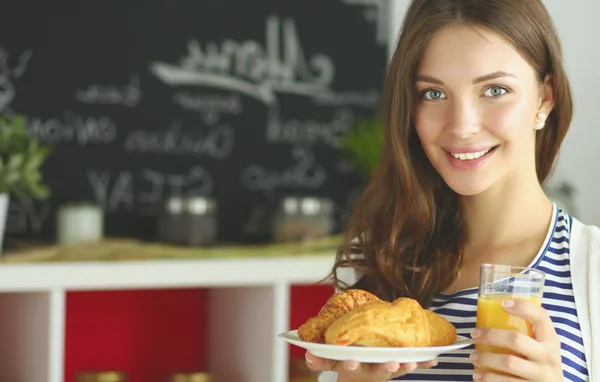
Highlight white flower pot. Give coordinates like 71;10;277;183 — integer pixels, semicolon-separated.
0;193;9;255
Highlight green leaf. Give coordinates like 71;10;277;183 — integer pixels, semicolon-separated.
0;113;52;199
341;115;384;177
24;151;45;171
4;168;20;186
7;153;24;170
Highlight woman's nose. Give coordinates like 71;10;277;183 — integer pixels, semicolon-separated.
446;99;480;139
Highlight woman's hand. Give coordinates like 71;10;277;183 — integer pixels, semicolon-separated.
305;351;438;381
470;299;563;381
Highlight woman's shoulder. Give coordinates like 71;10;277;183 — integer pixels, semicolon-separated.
569;216;600;274
570;216;600;248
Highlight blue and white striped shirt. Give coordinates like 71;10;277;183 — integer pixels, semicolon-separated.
395;204;589;381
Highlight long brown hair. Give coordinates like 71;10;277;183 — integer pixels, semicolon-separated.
331;0;573;307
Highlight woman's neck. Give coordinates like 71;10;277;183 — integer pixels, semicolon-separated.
459;173;554;265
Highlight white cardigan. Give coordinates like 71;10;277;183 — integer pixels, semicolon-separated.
318;218;600;381
570;218;599;380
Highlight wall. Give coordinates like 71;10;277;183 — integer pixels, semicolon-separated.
542;0;600;226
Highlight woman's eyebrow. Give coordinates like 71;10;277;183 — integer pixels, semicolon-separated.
415;71;518;85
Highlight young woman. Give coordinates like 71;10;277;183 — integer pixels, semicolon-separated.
306;0;599;381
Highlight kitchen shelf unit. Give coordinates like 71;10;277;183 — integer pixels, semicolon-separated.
0;255;336;382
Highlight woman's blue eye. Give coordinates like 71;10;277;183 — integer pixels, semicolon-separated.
484;86;509;97
422;89;446;100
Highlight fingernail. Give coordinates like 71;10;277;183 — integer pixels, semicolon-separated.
470;352;478;361
432;360;439;367
388;364;400;373
305;352;313;363
405;363;416;372
502;299;515;308
473;372;482;380
471;329;481;338
346;362;359;371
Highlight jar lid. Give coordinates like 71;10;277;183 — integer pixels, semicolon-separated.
170;372;211;382
166;196;186;214
185;197;216;215
282;197;334;216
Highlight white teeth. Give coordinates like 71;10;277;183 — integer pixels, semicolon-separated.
450;147;494;161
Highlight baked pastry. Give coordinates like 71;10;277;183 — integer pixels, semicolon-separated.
325;298;432;347
298;289;457;347
424;310;458;347
297;289;380;343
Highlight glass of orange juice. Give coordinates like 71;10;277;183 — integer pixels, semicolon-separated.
475;264;545;372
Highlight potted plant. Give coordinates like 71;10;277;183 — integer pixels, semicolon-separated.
341;115;384;178
0;114;52;252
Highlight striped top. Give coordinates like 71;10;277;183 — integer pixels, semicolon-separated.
394;204;589;381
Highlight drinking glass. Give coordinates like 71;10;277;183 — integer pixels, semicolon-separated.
475;264;546;368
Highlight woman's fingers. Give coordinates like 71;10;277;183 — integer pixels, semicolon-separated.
305;352;439;381
304;352;399;381
471;301;564;382
470;351;535;379
416;359;439;369
337;361;400;381
351;361;433;380
304;351;338;372
472;328;546;361
500;299;559;343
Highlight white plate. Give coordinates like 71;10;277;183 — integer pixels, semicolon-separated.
278;330;473;363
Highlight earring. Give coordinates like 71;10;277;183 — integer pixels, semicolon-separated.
535;112;547;130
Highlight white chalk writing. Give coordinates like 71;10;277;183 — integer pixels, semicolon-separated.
149;16;335;106
124;122;234;160
6;198;52;234
24;111;118;146
0;48;32;113
312;89;380;108
172;91;242;125
240;147;326;192
87;166;213;213
75;74;141;107
265;107;355;148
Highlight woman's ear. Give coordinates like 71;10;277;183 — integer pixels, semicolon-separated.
534;74;555;130
538;73;555;115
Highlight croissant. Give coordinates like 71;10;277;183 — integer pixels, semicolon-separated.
297;289;380;343
299;289;457;347
424;310;458;347
325;298;432;347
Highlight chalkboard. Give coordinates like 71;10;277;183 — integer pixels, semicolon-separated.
1;1;389;244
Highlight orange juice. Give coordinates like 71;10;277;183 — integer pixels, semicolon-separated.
475;294;540;354
475;264;546;375
474;295;541;374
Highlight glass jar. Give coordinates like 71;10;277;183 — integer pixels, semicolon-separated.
158;196;187;245
184;196;217;246
158;196;217;246
273;197;334;242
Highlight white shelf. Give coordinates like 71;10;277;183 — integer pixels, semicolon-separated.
0;255;335;382
0;255;335;291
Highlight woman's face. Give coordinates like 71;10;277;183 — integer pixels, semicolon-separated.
413;23;553;196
